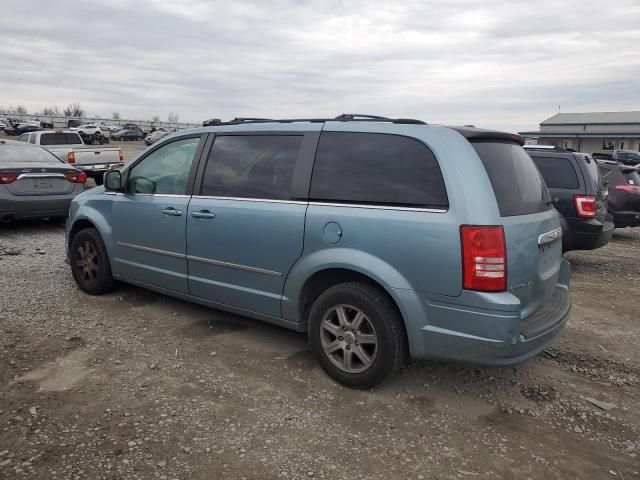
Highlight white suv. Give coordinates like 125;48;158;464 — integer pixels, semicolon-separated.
72;124;102;135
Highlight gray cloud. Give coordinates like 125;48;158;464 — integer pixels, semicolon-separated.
1;0;639;131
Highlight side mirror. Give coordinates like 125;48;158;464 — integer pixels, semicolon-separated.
104;170;123;191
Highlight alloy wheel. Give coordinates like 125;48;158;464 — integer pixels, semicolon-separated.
75;240;99;283
320;304;379;374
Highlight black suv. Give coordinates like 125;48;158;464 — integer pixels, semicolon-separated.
525;146;614;252
611;150;640;166
597;160;640;228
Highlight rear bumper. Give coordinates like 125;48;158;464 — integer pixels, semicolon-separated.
610;210;640;228
76;163;124;175
561;216;614;251
396;259;571;366
0;192;78;220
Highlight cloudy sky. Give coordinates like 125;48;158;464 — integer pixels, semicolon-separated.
1;0;639;131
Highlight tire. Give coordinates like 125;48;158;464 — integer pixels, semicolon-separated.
69;227;114;295
308;282;407;389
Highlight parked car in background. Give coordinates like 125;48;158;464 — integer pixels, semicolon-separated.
71;124;103;136
111;128;143;141
66;115;571;388
0;119;7;130
144;128;173;146
4;122;41;136
18;130;123;185
0;139;87;222
98;122;120;133
597;160;640;228
611;150;640;166
525;145;614;252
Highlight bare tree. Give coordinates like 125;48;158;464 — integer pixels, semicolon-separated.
42;106;59;115
12;105;28;115
112;112;121;120
64;102;85;117
151;115;160;122
167;112;180;123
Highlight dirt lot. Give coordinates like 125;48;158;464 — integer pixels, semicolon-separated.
1;219;639;479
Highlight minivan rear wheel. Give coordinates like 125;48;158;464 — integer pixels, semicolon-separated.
308;282;406;389
70;227;114;295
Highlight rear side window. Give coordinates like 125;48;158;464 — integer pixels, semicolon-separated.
310;132;448;208
201;135;302;200
579;154;605;194
39;133;83;145
530;156;579;189
472;141;551;216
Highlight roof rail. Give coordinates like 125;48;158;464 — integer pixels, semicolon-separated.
203;114;427;126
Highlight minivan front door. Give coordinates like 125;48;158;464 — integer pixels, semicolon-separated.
111;136;204;293
186;133;309;317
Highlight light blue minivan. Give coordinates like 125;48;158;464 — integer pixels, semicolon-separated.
66;115;571;388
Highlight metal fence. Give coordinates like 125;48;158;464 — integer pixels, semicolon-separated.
0;113;201;132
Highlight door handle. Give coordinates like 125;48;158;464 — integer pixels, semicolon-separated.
161;207;183;216
191;210;215;219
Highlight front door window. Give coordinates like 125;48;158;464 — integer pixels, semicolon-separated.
128;138;199;195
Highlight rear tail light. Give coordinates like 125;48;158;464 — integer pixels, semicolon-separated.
119;148;124;162
0;172;18;184
65;171;87;184
67;151;76;164
615;184;640;194
573;195;597;218
460;225;506;292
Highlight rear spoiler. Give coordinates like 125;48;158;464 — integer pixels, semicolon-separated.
447;126;525;146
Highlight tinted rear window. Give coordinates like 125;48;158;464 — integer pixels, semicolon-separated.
39;133;83;145
530;155;579;189
310;132;448;208
201;135;302;200
0;144;62;163
472;141;551;216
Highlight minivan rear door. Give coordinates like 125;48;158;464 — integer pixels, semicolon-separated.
472;140;562;318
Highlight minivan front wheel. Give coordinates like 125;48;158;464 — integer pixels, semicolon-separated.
309;282;406;389
70;228;114;295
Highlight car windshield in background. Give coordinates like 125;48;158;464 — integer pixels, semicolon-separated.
39;133;83;146
0;143;62;163
472;140;552;216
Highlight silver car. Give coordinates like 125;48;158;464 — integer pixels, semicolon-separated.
0;139;87;222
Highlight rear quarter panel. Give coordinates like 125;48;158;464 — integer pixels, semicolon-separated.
282;124;504;323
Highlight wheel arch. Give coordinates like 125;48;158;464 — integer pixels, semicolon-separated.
295;267;411;363
68;210;114;262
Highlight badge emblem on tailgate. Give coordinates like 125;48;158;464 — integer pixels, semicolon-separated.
538;227;562;246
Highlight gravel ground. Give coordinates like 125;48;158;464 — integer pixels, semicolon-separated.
0;220;639;479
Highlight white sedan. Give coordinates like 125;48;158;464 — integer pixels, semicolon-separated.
98;123;120;132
